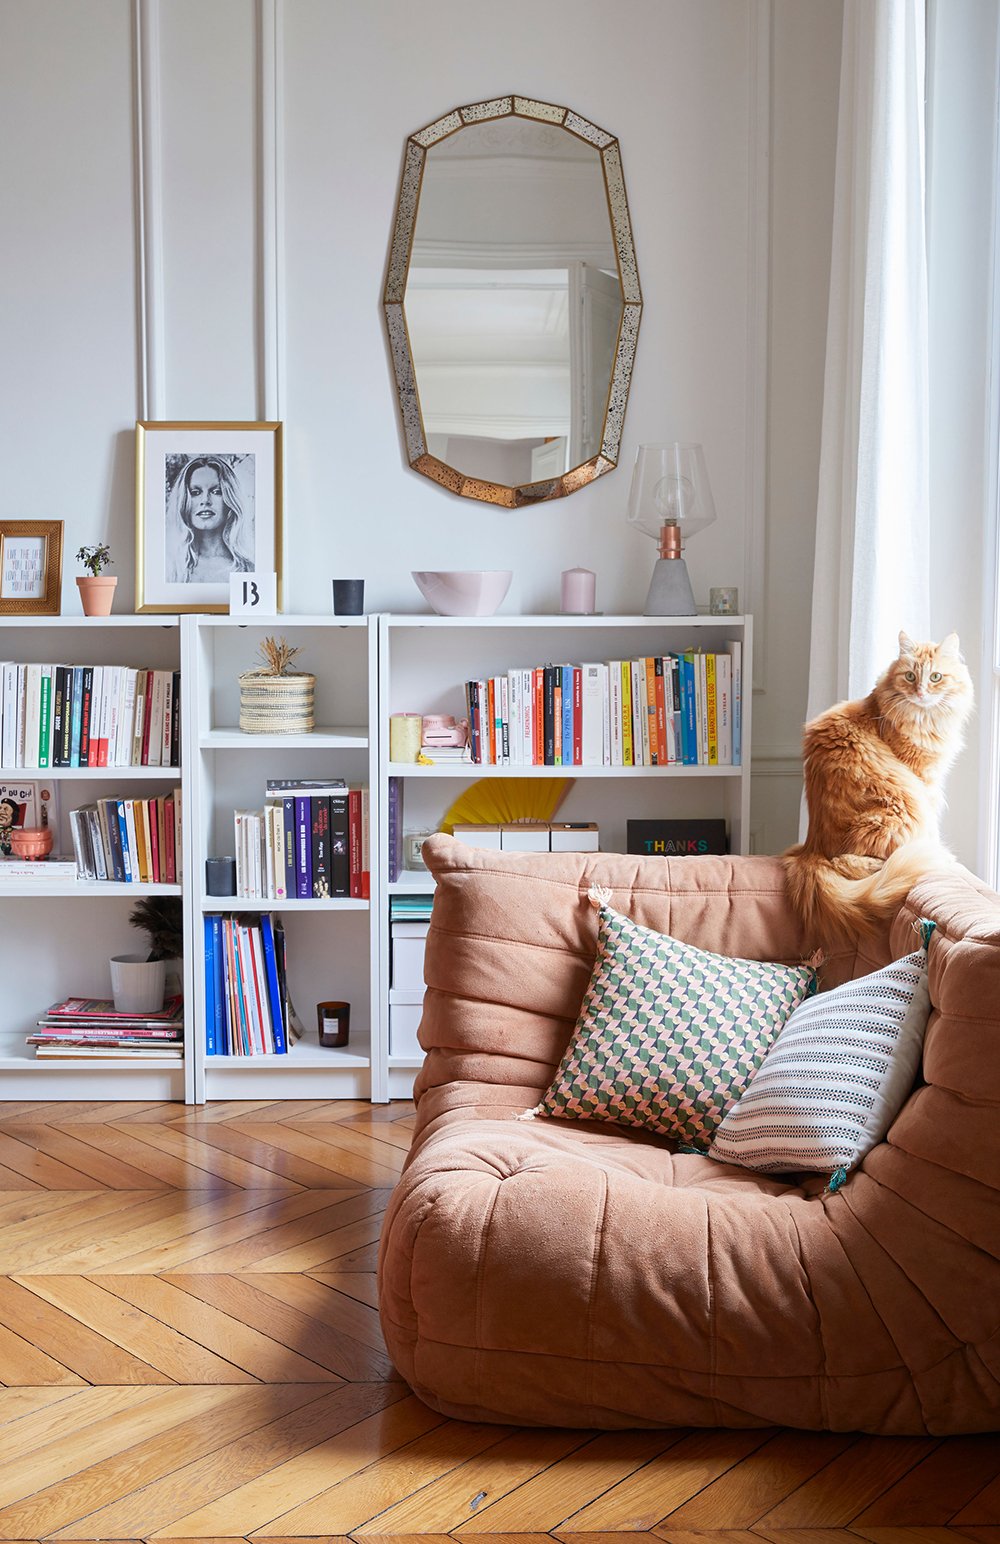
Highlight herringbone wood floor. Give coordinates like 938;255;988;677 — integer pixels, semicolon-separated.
0;1100;996;1542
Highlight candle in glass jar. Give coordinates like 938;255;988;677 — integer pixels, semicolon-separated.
560;566;597;615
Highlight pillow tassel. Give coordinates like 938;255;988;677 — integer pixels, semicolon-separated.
586;883;613;910
827;1167;848;1194
917;917;937;950
514;1104;544;1122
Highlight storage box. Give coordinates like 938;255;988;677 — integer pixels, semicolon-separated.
500;823;551;852
389;1002;423;1058
391;919;430;991
549;822;600;852
452;824;502;850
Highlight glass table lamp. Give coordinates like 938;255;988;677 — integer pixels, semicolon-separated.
627;443;717;615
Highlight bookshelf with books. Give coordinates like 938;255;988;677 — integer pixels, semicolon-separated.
376;614;753;1097
185;615;379;1101
0;616;190;1101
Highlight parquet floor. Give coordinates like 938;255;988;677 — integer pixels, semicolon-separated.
0;1100;997;1543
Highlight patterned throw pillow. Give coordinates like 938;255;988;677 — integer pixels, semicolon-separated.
708;934;933;1184
531;900;817;1148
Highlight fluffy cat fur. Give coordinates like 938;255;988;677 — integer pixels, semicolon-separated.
784;630;973;942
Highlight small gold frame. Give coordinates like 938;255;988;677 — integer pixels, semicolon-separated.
135;421;283;614
384;95;642;508
0;520;64;615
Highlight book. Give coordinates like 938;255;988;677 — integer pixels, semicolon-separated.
294;795;312;899
0;855;78;879
329;790;349;897
310;794;332;898
41;994;184;1025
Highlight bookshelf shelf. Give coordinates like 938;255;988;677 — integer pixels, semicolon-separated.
200;727;368;750
0;765;181;781
0;881;181;899
376;612;753;1102
187;615;379;1103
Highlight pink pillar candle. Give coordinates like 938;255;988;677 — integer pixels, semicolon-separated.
561;566;597;615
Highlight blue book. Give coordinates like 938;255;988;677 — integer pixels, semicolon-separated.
681;654;698;765
114;799;132;882
69;666;84;767
217;917;230;1055
282;795;296;898
260;914;287;1054
204;916;217;1055
294;795;312;899
560;665;573;768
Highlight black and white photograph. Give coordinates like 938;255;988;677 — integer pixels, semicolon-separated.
135;421;282;612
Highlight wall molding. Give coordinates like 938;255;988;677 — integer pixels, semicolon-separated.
133;0;165;420
258;0;285;422
745;0;772;694
750;752;802;777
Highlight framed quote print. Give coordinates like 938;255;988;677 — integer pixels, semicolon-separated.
0;520;64;615
135;421;282;613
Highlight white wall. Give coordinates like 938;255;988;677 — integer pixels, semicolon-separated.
0;0;845;850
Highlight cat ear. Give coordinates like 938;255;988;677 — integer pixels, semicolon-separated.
898;630;916;658
939;632;961;658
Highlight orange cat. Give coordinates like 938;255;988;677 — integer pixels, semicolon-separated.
784;631;973;941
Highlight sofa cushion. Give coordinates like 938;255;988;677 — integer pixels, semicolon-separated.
534;897;817;1148
709;938;933;1180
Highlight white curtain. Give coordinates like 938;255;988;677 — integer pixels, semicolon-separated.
806;0;931;725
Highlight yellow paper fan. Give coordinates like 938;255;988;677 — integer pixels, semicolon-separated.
440;777;572;835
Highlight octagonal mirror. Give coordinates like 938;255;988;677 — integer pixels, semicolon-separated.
384;95;642;508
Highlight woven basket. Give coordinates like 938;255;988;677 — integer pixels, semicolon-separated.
239;670;316;734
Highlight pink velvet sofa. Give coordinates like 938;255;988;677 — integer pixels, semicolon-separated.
377;835;1000;1434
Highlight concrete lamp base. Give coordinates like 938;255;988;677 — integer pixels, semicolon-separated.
643;556;698;616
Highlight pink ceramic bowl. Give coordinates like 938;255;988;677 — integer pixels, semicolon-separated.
412;570;513;617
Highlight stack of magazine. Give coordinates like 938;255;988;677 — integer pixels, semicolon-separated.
28;995;184;1059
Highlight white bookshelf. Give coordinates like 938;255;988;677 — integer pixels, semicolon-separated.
0;616;188;1101
184;615;380;1103
376;613;753;1098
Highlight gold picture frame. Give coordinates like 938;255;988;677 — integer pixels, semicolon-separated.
0;520;64;615
135;421;283;613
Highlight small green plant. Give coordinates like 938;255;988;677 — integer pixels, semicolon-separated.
76;543;113;577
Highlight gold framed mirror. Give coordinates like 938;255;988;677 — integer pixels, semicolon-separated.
384;95;642;508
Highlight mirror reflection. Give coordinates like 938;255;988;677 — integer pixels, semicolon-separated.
385;97;642;507
406;120;623;487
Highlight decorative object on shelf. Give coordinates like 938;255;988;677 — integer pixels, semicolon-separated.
627;443;717;616
411;570;513;617
560;567;597;616
627;818;728;857
75;543;117;617
710;586;739;616
8;824;54;861
0;520;64;616
239;635;315;734
404;829;435;870
205;856;238;896
440;776;571;835
332;579;365;615
389;713;422;763
0;782;58;856
317;999;350;1048
109;953;167;1015
229;571;278;616
135;420;283;614
421;714;468;748
384;95;642;508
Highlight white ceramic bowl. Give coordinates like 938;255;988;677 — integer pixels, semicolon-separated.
412;569;513;617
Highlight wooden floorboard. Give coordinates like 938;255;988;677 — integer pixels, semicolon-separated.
0;1100;995;1542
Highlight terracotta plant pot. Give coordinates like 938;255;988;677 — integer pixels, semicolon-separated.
77;575;117;616
9;826;54;861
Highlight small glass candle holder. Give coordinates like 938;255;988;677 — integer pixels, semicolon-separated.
317;1000;350;1048
709;586;739;616
404;830;435;870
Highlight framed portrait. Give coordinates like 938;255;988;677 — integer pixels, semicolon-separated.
0;520;63;616
135;421;282;613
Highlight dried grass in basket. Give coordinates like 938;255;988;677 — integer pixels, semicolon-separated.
239;635;315;734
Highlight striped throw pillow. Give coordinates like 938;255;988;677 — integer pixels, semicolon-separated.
708;943;932;1182
533;901;817;1149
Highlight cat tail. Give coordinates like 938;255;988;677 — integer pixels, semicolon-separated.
783;838;954;945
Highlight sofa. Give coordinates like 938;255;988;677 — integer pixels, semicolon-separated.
378;835;1000;1434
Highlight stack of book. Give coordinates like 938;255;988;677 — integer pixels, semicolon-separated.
461;646;742;768
233;779;370;901
68;792;182;884
28;995;184;1059
1;662;180;770
203;913;289;1055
